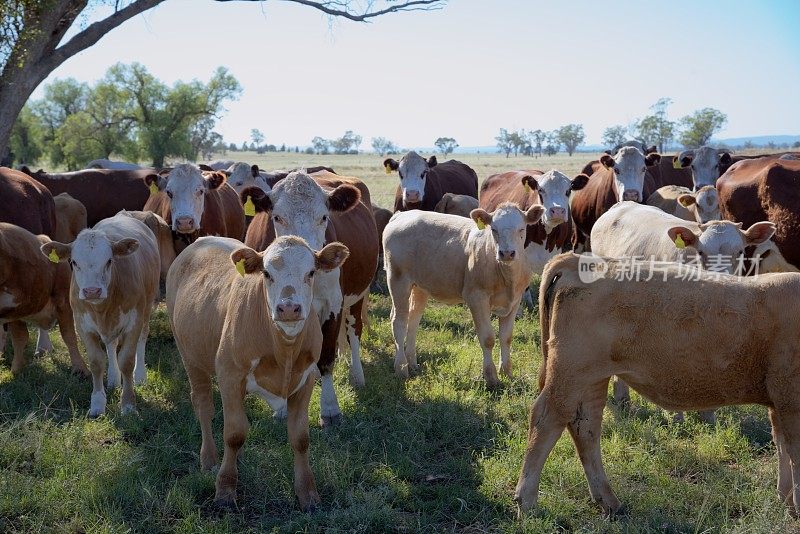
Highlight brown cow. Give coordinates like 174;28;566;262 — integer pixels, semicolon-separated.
19;166;156;226
243;171;379;426
434;193;479;218
0;167;56;236
718;157;800;271
0;223;88;376
384;151;478;212
143;164;245;248
373;205;393;248
167;235;349;510
53;193;87;243
515;253;800;516
673;147;800;190
570;147;661;251
119;210;177;285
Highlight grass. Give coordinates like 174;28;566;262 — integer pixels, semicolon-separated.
3;151;797;531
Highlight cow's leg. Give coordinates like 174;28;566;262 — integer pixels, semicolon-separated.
0;324;6;354
612;377;630;406
215;370;248;508
319;312;343;427
498;307;517;379
83;332;108;418
404;288;428;374
134;320;149;385
34;328;53;356
8;321;29;375
465;296;498;387
186;362;218;471
769;408;793;508
106;340;120;389
514;389;568;513
387;273;412;379
346;299;366;387
697;410;716;424
287;369;320;512
57;305;90;377
117;331;139;416
567;378;621;515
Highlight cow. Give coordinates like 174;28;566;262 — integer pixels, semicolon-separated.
591;201;776;420
0;223;88;376
220;163;271;196
718;157;800;271
671;148;800;190
373;205;393;248
19;166;155;226
514;253;800;517
87;159;143;170
242;171;379;426
646;185;720;223
480;170;588;274
570;147;662;251
203;159;235;171
383;203;545;387
143;164;245;248
434;193;479;218
383;151;478;212
167;235;349;510
118;211;177;285
53;193;88;243
41;213;160;417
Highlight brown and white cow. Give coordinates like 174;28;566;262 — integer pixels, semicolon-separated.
481;170;588;274
384;203;544;386
646;185;720;223
143;164;245;246
42;213;160;417
118;210;178;285
434;192;479;218
0;223;88;376
242;171;379;426
383;151;478;212
19;166;155;227
570;147;661;251
515;253;800;516
220;162;272;196
87;159;143;171
167;235;348;510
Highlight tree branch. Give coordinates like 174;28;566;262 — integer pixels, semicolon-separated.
213;0;445;22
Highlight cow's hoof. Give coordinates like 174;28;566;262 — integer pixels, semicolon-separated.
500;363;513;379
394;364;409;380
320;414;342;428
298;491;321;513
213;496;238;513
72;366;91;378
87;408;105;419
120;404;139;417
200;457;218;472
273;407;288;421
106;376;120;389
133;372;147;386
408;362;420;375
33;349;48;358
349;369;365;388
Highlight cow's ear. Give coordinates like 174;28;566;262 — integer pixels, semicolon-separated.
198;164;214;171
143;173;167;192
328;184;361;212
667;226;700;248
719;152;732;165
204;171;227;190
230;247;264;275
524;205;545;225
603;149;612;155
600;154;615;168
571;173;590;191
677;194;697;208
646;145;657;154
470;208;492;229
251;164;260;177
427;155;438;167
520;175;539;191
111;238;139;257
40;241;72;263
743;221;776;245
316;242;350;272
383;158;400;172
241;186;272;213
645;153;661;166
19;165;32;176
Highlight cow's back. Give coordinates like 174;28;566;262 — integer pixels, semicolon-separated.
393;160;478;212
0;167;56;236
569;169;618;248
53;193;87;243
0;223;59;321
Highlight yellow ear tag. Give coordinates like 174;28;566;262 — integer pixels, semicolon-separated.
244;196;256;217
384;164;392;175
235;258;246;277
48;249;60;263
674;234;686;249
476;219;486;230
149;182;159;196
523;183;531;193
672;158;682;170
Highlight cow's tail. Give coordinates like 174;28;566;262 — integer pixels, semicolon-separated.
538;265;563;392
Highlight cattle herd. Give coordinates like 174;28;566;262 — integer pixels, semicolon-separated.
2;143;800;516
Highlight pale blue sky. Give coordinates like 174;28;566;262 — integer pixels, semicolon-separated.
38;0;800;148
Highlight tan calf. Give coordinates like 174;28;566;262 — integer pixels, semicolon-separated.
434;192;479;218
166;235;348;509
515;254;800;516
42;213;160;417
646;184;720;223
119;210;177;284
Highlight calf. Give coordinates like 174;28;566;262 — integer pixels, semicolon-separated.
434;193;479;218
515;253;800;517
42;214;160;417
646;185;720;223
384;151;478;212
243;172;379;426
384;203;544;386
53;193;87;243
0;223;88;376
167;235;348;510
119;210;177;285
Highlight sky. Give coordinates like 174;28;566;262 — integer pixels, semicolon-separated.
36;0;800;149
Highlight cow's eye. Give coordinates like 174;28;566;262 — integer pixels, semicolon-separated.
166;190;173;199
263;271;272;282
309;270;315;278
235;182;243;186
539;191;546;198
274;215;285;225
106;259;112;267
614;168;620;175
641;167;646;173
321;215;328;224
195;189;203;197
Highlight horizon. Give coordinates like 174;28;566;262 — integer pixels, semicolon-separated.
35;0;800;149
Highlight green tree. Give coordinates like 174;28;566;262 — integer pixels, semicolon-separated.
434;137;458;157
496;129;513;158
30;78;88;166
371;137;398;156
528;129;545;157
250;128;264;148
633;98;675;153
331;130;362;154
311;136;329;155
9;105;43;164
602;125;628;150
679;108;728;148
555;124;585;156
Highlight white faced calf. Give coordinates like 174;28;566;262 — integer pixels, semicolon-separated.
384;151;436;205
599;146;660;203
674;146;732;189
226;163;271;196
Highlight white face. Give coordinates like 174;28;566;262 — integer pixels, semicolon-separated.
688;147;723;189
397;152;430;205
261;241;318;337
268;173;330;250
227;163;270;196
69;231;136;301
163;164;208;234
690;187;720;223
690;222;765;273
532;170;572;229
487;205;530;263
611;147;648;202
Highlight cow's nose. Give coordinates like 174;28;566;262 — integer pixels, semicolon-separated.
175;216;195;233
404;190;421;203
498;250;516;262
549;207;567;221
82;287;102;299
622;190;640;202
276;302;302;322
